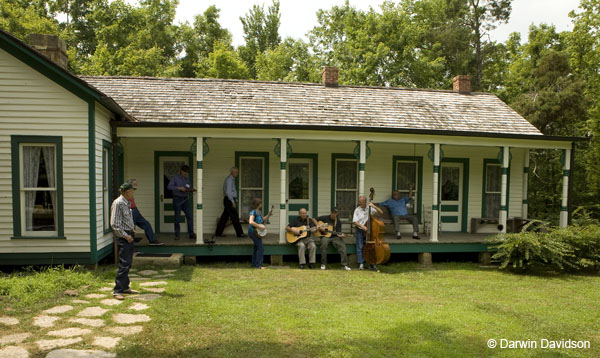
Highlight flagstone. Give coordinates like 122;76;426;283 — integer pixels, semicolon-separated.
112;314;150;324
68;318;105;328
137;270;158;276
35;337;83;350
0;346;29;358
98;287;113;292
99;299;123;306
0;317;19;326
77;307;108;317
71;300;90;304
152;274;174;279
43;305;73;315
132;294;161;301
45;349;115;358
142;287;165;293
105;326;143;336
161;269;177;273
139;281;167;287
0;333;31;345
84;294;106;299
130;277;150;281
33;316;60;328
47;328;91;338
128;303;149;311
91;337;121;349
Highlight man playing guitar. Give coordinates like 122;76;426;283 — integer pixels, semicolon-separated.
286;208;317;269
312;207;351;271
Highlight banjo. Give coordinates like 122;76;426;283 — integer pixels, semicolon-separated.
256;206;274;238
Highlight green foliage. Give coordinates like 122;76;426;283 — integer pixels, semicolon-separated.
196;40;249;79
255;38;320;82
0;0;59;40
0;265;97;308
239;0;281;78
490;223;600;273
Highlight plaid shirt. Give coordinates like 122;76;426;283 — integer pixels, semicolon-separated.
110;195;135;238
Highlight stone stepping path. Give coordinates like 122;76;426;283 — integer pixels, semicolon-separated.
69;318;105;328
77;307;108;318
1;266;176;357
46;349;115;358
0;317;19;326
0;333;31;345
112;314;151;324
139;281;167;287
0;346;29;358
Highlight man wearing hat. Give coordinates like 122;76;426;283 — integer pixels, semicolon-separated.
312;207;351;271
110;182;140;300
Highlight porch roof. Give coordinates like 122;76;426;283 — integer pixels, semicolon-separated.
82;76;543;136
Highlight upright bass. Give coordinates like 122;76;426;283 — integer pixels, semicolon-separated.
363;188;391;266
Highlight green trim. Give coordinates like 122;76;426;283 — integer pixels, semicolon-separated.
441;216;459;223
524;167;529;174
522;199;528;204
433;165;440;173
280;203;286;209
88;102;97;263
441;158;470;233
197;203;203;210
197;161;203;169
289;153;318;217
392;156;424;223
500;205;508;211
11;236;66;240
165;215;186;223
359;163;365;171
154;151;193;234
102;140;113;235
331;153;358;215
11;135;64;239
563;170;570;177
97;242;114;261
561;206;568;212
502;167;509;175
288;203;307;211
280;162;286;170
0;252;95;265
482;158;510;218
235;151;270;218
441;205;459;212
164;203;173;211
432;205;439;211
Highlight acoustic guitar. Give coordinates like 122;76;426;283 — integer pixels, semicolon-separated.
313;221;344;238
286;226;316;244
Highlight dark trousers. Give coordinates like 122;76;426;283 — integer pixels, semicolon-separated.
173;196;194;237
132;207;156;243
215;197;244;237
249;231;264;268
321;236;348;266
114;234;134;294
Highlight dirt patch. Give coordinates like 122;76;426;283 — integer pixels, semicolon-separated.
68;318;105;327
47;328;92;338
0;333;31;345
77;307;109;317
32;315;60;328
92;336;121;349
35;337;83;350
112;314;151;324
43;305;74;315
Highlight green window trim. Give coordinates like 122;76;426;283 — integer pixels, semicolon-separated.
392;156;424;223
289;153;318;217
11;135;64;239
102;140;113;235
482;158;510;219
235;151;270;218
331;153;358;220
440;158;470;232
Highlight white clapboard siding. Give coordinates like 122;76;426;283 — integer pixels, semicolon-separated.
0;48;91;253
95;103;114;250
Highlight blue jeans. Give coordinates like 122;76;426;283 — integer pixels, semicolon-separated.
173;196;194;237
249;231;264;268
132;207;156;243
114;235;134;294
355;229;366;264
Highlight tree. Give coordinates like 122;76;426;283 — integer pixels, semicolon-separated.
196;40;249;79
0;0;59;40
255;38;320;82
239;0;281;78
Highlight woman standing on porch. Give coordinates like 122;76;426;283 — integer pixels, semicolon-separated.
248;198;272;269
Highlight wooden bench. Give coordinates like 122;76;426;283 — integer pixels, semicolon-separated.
471;217;531;233
347;204;417;233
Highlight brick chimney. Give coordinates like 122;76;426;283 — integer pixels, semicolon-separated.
322;66;338;87
28;34;68;69
452;75;471;93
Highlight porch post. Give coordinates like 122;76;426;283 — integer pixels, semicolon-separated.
560;148;571;227
499;146;510;233
522;150;529;219
359;140;366;197
195;137;204;244
279;138;287;243
431;143;440;242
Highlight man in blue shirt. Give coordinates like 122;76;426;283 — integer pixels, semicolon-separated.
380;186;420;240
214;167;245;239
167;165;196;240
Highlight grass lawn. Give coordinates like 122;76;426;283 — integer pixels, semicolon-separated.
2;262;599;357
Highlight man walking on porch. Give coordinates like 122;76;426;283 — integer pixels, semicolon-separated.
167;165;196;240
215;167;246;239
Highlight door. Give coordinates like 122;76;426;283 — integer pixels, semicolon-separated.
287;158;313;223
157;154;191;234
440;162;463;232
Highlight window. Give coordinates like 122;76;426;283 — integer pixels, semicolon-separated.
333;156;358;220
236;152;269;220
11;136;63;238
102;141;112;233
393;156;423;221
483;162;502;218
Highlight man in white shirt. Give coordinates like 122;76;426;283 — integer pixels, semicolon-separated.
353;195;383;271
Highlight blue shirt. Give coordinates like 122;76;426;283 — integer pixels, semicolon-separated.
167;174;192;198
223;175;237;202
248;209;264;235
380;196;411;216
